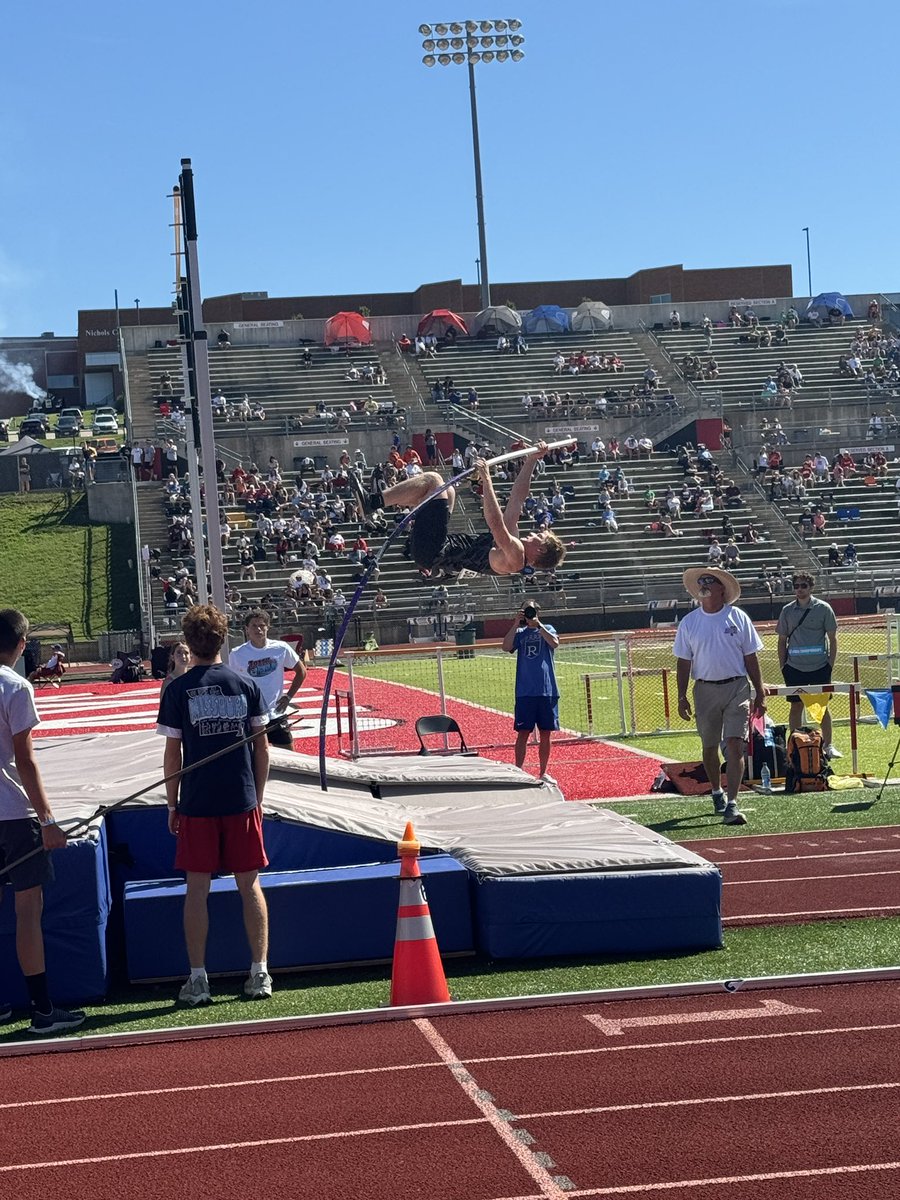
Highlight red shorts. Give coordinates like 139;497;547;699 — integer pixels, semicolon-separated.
174;806;268;875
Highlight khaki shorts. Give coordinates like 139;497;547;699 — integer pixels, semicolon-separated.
693;677;751;747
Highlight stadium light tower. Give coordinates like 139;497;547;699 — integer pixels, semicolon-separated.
420;19;525;311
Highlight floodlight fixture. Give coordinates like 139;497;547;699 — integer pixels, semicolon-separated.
418;18;525;310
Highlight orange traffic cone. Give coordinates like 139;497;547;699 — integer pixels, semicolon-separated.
390;822;451;1006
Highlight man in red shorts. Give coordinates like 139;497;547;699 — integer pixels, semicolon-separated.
156;604;271;1005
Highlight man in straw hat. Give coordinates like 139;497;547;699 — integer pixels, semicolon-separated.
673;567;767;826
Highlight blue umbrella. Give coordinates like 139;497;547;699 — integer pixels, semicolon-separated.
523;304;571;335
807;292;854;318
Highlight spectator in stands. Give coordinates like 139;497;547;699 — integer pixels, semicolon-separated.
638;436;654;458
216;330;231;349
599;503;618;533
669;309;681;330
843;541;858;566
723;538;741;567
827;542;841;567
868;299;881;321
707;536;724;565
742;521;760;544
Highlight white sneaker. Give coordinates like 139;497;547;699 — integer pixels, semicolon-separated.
244;971;273;1000
825;745;843;759
178;974;211;1006
539;773;558;785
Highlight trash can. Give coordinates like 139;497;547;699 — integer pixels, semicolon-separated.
453;624;476;659
313;454;328;470
24;638;41;677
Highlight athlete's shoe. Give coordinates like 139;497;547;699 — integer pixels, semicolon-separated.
28;1006;86;1035
711;790;727;815
243;971;273;1000
723;803;748;827
825;744;843;760
178;975;212;1006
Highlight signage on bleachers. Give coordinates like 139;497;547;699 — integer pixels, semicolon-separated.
727;297;778;306
292;437;350;448
233;320;284;329
546;423;600;434
839;445;895;455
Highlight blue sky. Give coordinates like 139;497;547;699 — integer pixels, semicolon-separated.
2;0;896;336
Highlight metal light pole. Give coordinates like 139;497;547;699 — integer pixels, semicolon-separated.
802;227;812;299
420;19;525;312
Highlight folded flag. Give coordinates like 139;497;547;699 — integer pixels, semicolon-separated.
865;688;893;730
800;692;830;724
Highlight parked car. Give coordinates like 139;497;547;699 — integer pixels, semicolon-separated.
19;412;50;438
55;414;83;437
91;412;119;435
93;405;118;420
58;407;84;430
88;436;120;457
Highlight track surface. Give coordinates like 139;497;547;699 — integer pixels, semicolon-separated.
683;826;900;926
2;980;898;1199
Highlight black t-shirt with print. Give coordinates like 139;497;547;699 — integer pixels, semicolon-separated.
156;663;266;817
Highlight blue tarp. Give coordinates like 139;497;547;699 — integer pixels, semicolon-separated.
808;292;854;317
523;304;571;335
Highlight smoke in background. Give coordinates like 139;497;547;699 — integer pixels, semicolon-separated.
0;353;46;401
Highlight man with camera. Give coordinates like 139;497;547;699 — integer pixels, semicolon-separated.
502;602;560;783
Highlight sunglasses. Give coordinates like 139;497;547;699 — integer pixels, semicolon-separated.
793;581;811;589
697;575;723;587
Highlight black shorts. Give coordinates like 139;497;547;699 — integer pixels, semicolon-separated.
265;717;295;749
409;496;452;569
0;818;54;892
782;662;832;700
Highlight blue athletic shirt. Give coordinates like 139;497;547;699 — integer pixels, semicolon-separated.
156;663;267;817
509;624;559;698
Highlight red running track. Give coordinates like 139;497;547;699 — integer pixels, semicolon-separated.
683;826;900;926
1;980;899;1199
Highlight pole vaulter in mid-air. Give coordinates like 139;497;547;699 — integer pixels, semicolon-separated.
318;438;576;789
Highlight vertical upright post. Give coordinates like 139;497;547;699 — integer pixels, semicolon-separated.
803;227;812;299
468;60;491;311
178;158;227;629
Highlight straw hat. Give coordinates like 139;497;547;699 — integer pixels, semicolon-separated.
682;566;741;605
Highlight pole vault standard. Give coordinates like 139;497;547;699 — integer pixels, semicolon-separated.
316;439;578;791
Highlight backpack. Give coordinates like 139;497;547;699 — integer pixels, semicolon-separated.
784;728;831;793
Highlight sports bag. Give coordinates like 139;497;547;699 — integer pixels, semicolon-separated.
784;728;831;793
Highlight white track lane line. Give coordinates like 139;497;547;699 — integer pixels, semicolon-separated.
725;868;900;886
0;1117;486;1174
6;1022;900;1112
415;1018;575;1199
515;1079;900;1119
725;904;900;920
708;848;900;866
560;1160;900;1196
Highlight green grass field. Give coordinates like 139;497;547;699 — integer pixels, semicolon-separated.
0;493;138;638
348;633;900;778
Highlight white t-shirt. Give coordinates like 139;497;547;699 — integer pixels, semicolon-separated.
673;605;763;681
0;666;40;820
228;638;300;716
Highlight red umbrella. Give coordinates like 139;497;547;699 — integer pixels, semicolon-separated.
416;309;468;338
324;312;372;347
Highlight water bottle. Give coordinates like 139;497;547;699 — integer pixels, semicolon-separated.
760;764;772;792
